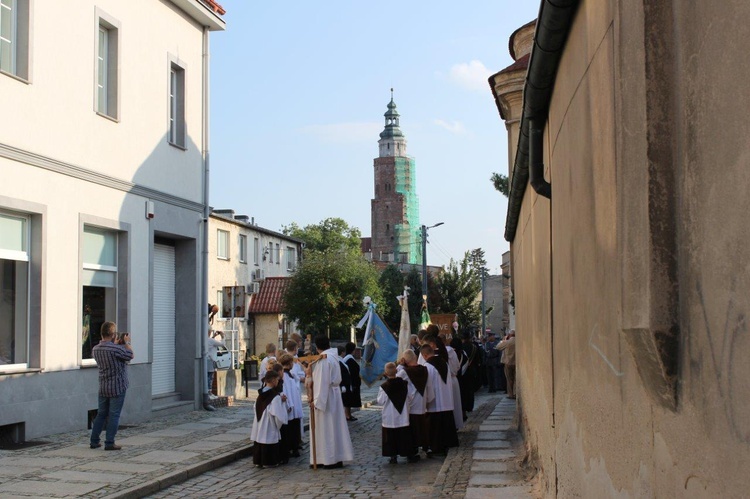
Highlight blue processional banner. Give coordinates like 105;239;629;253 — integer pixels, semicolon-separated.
360;311;399;387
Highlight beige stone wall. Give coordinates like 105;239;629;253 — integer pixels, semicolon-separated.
510;0;750;497
254;315;283;356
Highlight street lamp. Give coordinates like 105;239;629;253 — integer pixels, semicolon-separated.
421;222;444;310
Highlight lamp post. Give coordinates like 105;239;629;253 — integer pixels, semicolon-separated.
421;222;444;310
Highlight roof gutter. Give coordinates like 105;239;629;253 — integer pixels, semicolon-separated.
504;0;580;242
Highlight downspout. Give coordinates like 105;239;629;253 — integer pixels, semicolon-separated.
200;26;214;411
529;120;551;198
503;0;579;242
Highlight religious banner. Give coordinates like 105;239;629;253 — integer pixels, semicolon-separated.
419;306;431;331
358;301;398;386
397;288;411;357
430;313;457;336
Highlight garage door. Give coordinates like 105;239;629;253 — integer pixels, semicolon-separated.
152;243;176;395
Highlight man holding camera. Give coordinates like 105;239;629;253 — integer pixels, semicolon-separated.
90;321;134;450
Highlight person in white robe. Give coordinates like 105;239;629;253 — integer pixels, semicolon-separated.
378;362;418;463
258;342;277;380
440;334;464;430
309;335;354;469
285;340;307;441
250;370;288;467
279;354;303;459
420;343;458;454
397;349;434;454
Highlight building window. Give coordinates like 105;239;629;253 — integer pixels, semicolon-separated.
239;235;247;264
286;246;295;271
95;13;119;119
253;237;259;265
0;0;29;80
169;61;185;147
0;212;29;369
81;227;118;361
275;243;280;265
267;242;273;264
217;230;229;260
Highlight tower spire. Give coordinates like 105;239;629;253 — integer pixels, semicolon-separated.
380;89;403;140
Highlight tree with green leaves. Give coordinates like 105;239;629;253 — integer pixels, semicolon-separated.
282;217;361;255
378;264;405;332
435;251;482;329
468;248;489;277
282;248;382;340
491;172;509;197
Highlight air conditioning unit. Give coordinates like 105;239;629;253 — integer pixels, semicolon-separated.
250;282;260;294
253;268;265;281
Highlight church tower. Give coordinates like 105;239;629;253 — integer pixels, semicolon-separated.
370;90;421;264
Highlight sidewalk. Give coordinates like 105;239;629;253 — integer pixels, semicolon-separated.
0;380;382;499
0;383;534;498
429;391;536;498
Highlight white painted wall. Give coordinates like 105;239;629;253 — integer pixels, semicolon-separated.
0;0;208;201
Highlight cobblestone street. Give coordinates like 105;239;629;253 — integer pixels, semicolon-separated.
148;404;444;499
148;391;528;499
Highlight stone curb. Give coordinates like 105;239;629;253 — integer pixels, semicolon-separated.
104;443;255;499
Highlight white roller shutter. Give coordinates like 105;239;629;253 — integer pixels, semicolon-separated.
152;244;176;395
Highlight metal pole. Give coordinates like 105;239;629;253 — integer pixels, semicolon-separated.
481;269;486;337
200;26;214;411
421;224;428;308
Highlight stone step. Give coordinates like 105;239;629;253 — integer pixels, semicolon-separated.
474;439;512;449
473;449;518;461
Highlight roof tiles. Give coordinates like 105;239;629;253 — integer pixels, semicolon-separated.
248;277;289;314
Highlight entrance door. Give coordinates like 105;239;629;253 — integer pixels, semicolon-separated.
152;243;176;395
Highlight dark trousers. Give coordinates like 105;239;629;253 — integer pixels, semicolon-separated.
487;364;502;392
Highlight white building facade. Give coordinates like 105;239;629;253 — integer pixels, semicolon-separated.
0;0;225;439
208;210;304;360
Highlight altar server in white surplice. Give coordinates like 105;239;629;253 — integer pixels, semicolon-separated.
309;335;354;469
440;333;464;430
250;370;288;468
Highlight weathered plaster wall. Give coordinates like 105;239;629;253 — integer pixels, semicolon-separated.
511;0;750;496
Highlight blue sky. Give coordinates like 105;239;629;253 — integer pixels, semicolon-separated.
209;1;538;274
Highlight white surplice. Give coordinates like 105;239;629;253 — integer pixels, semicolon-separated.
377;380;415;428
282;370;304;419
258;355;276;380
396;364;434;415
292;356;307;437
250;388;288;445
424;361;453;413
310;348;354;466
446;346;464;429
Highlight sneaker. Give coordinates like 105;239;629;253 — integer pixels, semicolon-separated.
104;444;122;451
90;443;101;449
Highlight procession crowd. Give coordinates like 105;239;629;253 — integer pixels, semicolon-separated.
249;324;517;469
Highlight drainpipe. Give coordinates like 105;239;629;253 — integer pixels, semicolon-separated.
503;0;579;242
200;26;214;411
529;120;551;199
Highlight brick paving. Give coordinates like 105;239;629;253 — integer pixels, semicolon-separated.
0;382;538;498
149;391;538;499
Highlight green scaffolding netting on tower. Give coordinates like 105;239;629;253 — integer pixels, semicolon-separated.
393;156;421;265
